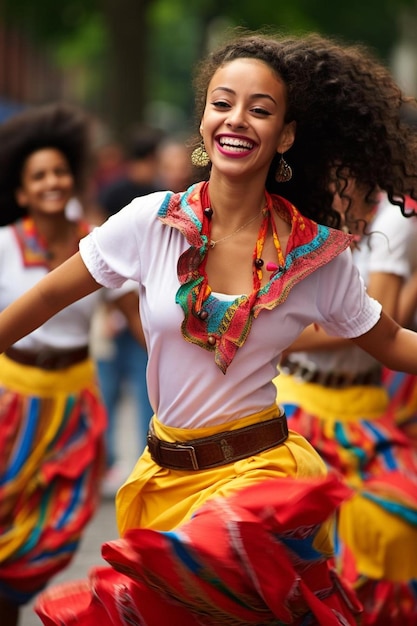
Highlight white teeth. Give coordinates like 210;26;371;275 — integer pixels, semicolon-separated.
219;137;253;150
43;192;63;199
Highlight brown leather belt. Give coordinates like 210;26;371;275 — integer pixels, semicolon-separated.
280;357;382;389
147;413;288;471
5;346;89;370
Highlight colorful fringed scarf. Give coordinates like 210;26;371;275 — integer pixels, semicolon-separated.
158;182;352;373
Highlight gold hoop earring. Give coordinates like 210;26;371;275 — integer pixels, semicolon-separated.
275;153;292;183
191;141;210;167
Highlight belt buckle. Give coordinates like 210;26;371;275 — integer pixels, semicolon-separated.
174;443;199;470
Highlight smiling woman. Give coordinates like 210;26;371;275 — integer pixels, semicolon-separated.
13;148;80;266
0;30;416;626
0;103;144;626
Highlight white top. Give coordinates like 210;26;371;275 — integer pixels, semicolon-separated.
79;191;381;428
354;194;417;282
289;195;416;374
0;224;135;351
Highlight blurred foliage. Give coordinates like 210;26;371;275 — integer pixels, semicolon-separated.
2;0;99;42
4;0;410;56
1;0;414;132
147;0;413;129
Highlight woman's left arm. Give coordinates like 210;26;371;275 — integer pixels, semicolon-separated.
0;252;102;353
352;310;417;374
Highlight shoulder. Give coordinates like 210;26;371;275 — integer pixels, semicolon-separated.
0;223;19;246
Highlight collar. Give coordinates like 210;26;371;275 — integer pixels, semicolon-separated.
159;182;353;373
12;217;90;268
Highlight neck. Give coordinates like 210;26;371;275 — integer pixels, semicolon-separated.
206;177;267;228
30;212;75;245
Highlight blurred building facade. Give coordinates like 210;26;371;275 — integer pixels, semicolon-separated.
0;21;65;121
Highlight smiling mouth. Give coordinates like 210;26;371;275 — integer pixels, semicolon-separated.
42;191;66;199
218;137;255;152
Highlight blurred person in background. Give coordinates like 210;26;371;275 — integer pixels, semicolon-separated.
0;102;144;626
97;125;165;217
276;175;417;624
91;139;126;198
155;135;197;193
84;133;127;225
382;194;417;445
381;104;417;446
94;126;165;497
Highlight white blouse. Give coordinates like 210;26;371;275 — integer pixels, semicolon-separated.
0;225;134;352
79;192;381;428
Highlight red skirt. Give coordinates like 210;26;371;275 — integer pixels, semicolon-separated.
35;473;361;625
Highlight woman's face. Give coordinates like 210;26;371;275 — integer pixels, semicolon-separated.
16;148;75;216
201;58;295;182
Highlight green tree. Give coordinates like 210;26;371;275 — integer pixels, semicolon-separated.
1;0;414;134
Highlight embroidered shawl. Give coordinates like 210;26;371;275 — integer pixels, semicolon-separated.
158;182;352;373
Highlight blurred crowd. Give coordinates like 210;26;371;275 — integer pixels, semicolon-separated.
86;119;199;496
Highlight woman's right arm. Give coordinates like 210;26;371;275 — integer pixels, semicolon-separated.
0;252;102;352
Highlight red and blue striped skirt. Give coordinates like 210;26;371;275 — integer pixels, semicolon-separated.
0;354;106;605
276;372;417;625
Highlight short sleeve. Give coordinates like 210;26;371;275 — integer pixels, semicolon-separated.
316;248;382;338
79;191;167;289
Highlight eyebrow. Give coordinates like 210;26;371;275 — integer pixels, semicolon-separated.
211;86;277;105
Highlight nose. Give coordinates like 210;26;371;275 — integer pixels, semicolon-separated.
225;105;248;129
46;172;63;186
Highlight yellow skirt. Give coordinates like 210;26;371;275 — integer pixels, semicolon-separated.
116;404;336;556
276;371;417;583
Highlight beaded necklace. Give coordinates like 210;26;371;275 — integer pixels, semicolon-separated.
194;182;286;318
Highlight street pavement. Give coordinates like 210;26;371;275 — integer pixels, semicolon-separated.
21;391;144;626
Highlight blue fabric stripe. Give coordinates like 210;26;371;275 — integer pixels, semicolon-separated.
165;530;258;607
282;403;300;419
0;397;39;484
362;420;397;470
334;422;367;472
363;492;417;525
57;474;84;529
384;371;405;397
280;533;322;561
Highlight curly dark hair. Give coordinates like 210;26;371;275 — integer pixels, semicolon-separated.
193;30;417;227
0;102;91;225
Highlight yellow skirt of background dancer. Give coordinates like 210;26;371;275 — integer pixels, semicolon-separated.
276;372;417;583
0;354;106;604
116;404;335;557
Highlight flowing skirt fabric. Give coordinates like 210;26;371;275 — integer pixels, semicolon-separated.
382;368;417;445
35;406;361;625
276;372;417;625
0;354;106;605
